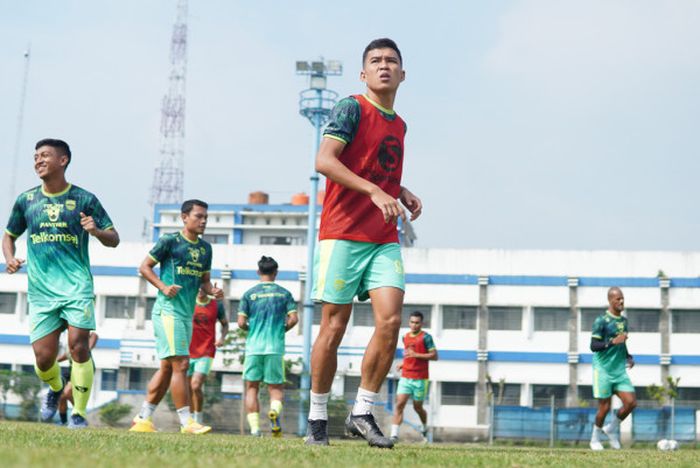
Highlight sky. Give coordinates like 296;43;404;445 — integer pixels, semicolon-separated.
1;0;699;250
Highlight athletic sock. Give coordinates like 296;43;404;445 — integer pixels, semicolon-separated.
419;423;427;433
591;424;603;441
35;361;63;392
176;407;191;426
352;387;378;416
139;402;157;419
193;411;203;424
59;412;68;425
606;414;622;431
247;412;260;434
309;391;329;420
390;424;400;438
270;400;283;416
70;358;94;417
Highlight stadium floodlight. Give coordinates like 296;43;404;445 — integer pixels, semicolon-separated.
326;60;342;74
311;61;325;73
296;61;310;73
310;75;326;90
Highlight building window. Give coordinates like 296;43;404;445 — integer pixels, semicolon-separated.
202;234;228;244
488;306;522;330
313;303;323;325
626;308;660;333
101;369;118;391
0;363;11;371
533;307;569;332
105;296;137;319
344;375;362;402
352;303;373;327
491;383;521;405
672;310;700;333
677;387;700;409
127;368;155;391
0;292;17;314
402;304;432;328
578;385;595;405
229;300;240;321
146;297;156;321
441;382;475;406
260;236;294;245
442;306;477;330
532;384;568;407
580;308;605;332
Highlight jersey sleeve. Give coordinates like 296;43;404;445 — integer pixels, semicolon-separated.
216;301;226;320
286;291;297;315
591;316;605;340
323;97;360;144
5;195;27;238
148;236;171;264
238;293;249;317
86;194;114;230
423;333;436;351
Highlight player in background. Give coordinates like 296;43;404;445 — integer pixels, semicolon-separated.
129;199;223;435
3;138;119;429
57;331;99;425
188;287;229;424
306;38;422;449
589;287;637;450
390;311;437;443
238;256;298;437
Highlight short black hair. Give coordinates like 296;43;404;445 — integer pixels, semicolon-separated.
35;138;71;169
258;256;278;275
181;199;208;214
363;38;402;66
410;311;424;322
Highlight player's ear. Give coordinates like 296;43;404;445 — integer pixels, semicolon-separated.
400;70;405;82
360;69;367;83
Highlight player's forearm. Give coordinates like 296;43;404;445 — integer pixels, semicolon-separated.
316;151;379;197
285;315;299;331
590;338;609;352
139;263;167;292
2;233;17;262
220;321;229;340
95;228;120;248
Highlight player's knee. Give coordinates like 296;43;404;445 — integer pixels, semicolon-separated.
191;379;203;392
69;342;90;362
324;320;348;342
376;314;401;337
627;399;638;411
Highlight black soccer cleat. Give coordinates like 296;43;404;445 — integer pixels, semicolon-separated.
344;413;394;449
305;419;329;446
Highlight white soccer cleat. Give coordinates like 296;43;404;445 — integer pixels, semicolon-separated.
603;423;621;450
590;425;604;451
590;440;604;451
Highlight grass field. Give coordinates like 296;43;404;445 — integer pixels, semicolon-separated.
0;421;696;467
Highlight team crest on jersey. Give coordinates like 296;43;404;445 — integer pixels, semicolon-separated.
26;192;34;201
250;293;257;301
65;199;76;211
377;135;403;172
616;321;625;332
43;203;63;222
188;247;200;263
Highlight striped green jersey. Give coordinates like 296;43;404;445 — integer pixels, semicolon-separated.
149;231;212;320
5;184;113;302
591;310;629;376
239;282;297;355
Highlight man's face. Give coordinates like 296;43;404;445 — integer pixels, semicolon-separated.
361;48;405;93
182;205;208;235
609;290;625;313
409;316;422;333
34;145;67;180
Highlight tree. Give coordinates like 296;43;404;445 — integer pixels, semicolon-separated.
99;402;133;427
12;371;41;421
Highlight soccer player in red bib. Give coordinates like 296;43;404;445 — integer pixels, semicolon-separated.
188;288;229;425
306;38;423;448
390;311;437;443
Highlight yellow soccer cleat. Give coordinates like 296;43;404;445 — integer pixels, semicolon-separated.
129;416;157;433
268;409;282;438
180;418;212;435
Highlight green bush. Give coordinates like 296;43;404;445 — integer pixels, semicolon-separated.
99;402;132;427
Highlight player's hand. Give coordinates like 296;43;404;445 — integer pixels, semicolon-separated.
370;187;406;225
5;257;25;274
404;348;416;358
611;333;628;345
215;337;225;348
210;282;224;300
399;187;423;221
161;284;182;298
396;363;403;372
80;212;98;236
626;356;635;369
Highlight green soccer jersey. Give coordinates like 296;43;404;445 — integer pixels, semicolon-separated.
239;282;297;355
5;184;113;302
591;310;629;376
149;231;212;320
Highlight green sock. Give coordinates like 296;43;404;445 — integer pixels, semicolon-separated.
34;361;63;392
247;412;260;434
270;400;283;415
70;358;94;417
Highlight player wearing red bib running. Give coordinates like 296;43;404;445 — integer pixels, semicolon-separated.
306;38;422;449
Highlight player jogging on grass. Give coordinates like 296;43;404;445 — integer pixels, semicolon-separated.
238;256;298;437
305;38;422;449
188;287;229;425
390;311;437;443
589;287;637;451
129;199;223;435
3;138;119;429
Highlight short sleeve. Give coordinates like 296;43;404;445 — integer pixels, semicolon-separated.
591;316;604;340
323;97;360;144
424;333;436;351
5;195;27;238
148;236;171;264
238;293;249;317
286;292;297;314
87;194;114;230
216;301;226;320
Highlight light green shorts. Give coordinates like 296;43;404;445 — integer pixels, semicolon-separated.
152;311;192;360
397;377;429;401
312;240;405;303
243;354;285;384
29;298;95;343
187;356;214;376
593;367;635;399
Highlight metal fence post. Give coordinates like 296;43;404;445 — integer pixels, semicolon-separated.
488;392;494;445
670;396;675;441
549;394;555;448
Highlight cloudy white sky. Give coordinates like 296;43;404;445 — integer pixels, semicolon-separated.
1;0;698;250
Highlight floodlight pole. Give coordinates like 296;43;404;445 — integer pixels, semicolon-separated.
296;59;341;436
